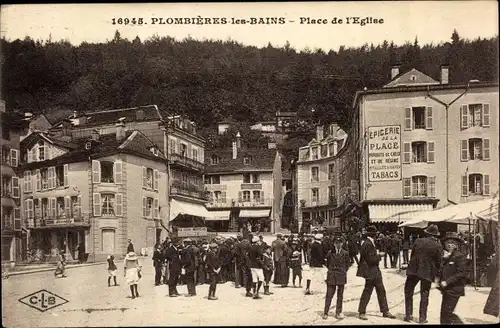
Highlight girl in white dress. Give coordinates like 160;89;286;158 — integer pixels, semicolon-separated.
124;252;141;299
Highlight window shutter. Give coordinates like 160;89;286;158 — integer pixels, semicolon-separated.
35;169;41;191
221;191;226;203
482;139;490;161
28;171;32;192
142;197;147;217
482;104;490;127
142;166;147;188
24;200;29;219
153;169;159;191
23;172;29;193
403;142;411;164
93;193;101;216
63;164;69;187
153;198;159;218
12;177;19;198
33;144;39;161
483;175;490;196
13;208;21;231
114;160;123;184
27;149;33;163
64;196;71;218
116;193;123;216
260;191;265;204
428;176;436;197
48;167;54;189
238;191;242;202
461;175;468;196
460;105;468;129
403;178;411;198
404;108;412;130
10;149;18;167
46;146;51;160
28;199;34;219
50;198;56;218
77;195;82;217
427;141;435;163
425;107;433;130
460;140;468;161
92;160;100;183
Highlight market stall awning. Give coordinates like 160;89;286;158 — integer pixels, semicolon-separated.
476;204;498;222
1;197;16;208
169;199;213;221
239;209;270;218
205;210;230;221
369;204;433;223
0;165;15;177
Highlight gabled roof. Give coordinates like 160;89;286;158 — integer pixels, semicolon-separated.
205;148;277;173
41;108;75;125
21;132;79;150
75;105;163;127
384;68;439;88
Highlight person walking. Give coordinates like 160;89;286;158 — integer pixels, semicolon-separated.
165;238;182;297
182;238;197;297
54;249;67;278
107;255;118;287
356;225;396;321
206;243;221;300
262;245;274;295
153;244;163;286
322;235;351;320
306;234;326;295
402;237;410;265
404;224;442;323
248;236;265;299
127;239;135;253
437;232;468;324
124;251;141;299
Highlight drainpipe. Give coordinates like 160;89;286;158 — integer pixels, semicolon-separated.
88;156;95;263
426;82;471;205
159;122;171;236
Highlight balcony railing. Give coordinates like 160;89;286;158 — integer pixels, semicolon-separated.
169;153;205;171
26;215;90;228
240;183;262;190
171;182;209;200
206;198;273;208
1;188;12;198
301;198;337;208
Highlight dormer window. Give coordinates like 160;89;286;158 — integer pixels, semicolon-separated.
38;141;45;161
311;147;318;160
211;155;219;165
411;75;416;81
150;147;158;156
243;156;253;165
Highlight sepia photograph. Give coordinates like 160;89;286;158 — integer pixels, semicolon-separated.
0;1;499;326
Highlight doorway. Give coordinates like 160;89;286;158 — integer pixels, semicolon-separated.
101;229;115;255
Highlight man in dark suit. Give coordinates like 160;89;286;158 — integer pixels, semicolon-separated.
404;224;443;323
248;236;265;299
127;239;135;253
182;238;197;296
306;234;326;295
165;238;182;297
437;232;468;324
239;235;253;297
356;225;396;320
152;243;163;286
206;243;221;300
272;234;285;285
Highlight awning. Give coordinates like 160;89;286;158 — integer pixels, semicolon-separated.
0;165;15;177
239;209;270;218
1;197;16;208
369;204;433;223
205;210;230;221
169;199;213;221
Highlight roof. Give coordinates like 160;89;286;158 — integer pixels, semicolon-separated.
21;132;79;150
42;108;75;125
205;148;277;174
76;105;163;127
384;68;439;88
21;130;166;170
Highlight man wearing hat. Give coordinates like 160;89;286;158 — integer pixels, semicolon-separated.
206;243;221;300
436;232;467;324
165;238;182;297
404;224;443;323
181;238;197;296
272;233;286;285
356;225;396;320
248;236;265;299
306;233;326;295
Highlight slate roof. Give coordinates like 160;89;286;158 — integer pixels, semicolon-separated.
21;130;166;170
76;105;163;127
384;68;439;88
205;147;276;174
42;108;75;125
21;132;79;151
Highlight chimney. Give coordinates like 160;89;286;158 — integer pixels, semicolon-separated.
91;129;100;141
391;65;400;80
116;118;126;142
440;65;449;84
328;123;339;137
232;141;237;159
236;132;241;148
316;125;324;141
136;109;145;120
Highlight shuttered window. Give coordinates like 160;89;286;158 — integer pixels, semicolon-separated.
460;140;468;161
483;175;490;196
428;176;436;197
116;193;123;216
63;164;69;187
461;175;468;196
93;193;101;216
427;141;435;163
153;169;159;191
12;177;19;198
114;161;123;184
403;142;411;164
460;105;468;129
404;108;412;130
482;104;490;127
425;107;433;130
92;160;101;183
403;178;411;197
483;139;490;161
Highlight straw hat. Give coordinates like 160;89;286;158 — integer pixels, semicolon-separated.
125;252;138;261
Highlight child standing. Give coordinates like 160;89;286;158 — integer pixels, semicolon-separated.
124;252;142;299
262;245;274;295
107;255;118;287
290;250;303;287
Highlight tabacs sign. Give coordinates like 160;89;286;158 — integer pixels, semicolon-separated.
367;125;402;182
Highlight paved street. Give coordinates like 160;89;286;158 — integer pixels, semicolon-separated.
2;259;497;327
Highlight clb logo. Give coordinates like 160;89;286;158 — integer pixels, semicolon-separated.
19;289;69;312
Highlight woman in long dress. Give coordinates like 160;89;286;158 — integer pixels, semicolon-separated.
124;252;141;299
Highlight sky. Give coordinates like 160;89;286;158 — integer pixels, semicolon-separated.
1;1;498;51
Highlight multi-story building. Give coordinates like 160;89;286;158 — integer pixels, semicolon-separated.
1;100;29;264
295;124;348;232
204;135;282;233
19;123;168;262
341;65;499;229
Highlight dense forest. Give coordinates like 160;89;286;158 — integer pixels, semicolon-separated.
1;30;498;152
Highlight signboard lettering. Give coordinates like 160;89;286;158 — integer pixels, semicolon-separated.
177;227;208;237
368;125;402;181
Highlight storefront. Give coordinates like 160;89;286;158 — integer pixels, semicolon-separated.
238;209;271;233
205;210;231;232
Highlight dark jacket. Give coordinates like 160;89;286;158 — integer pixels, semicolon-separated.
484;250;499;317
248;244;264;269
206;251;221;274
182;246;197;273
309;242;325;267
272;238;286;262
437;250;467;297
107;258;117;271
389;236;402;253
326;248;351;285
165;245;182;273
127;242;135;253
406;236;443;282
290;255;302;270
356;237;382;280
262;253;274;272
218;244;232;266
153;249;163;267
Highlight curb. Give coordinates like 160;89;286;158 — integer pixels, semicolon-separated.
5;262;106;277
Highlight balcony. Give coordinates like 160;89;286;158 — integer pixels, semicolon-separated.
169;153;205;171
170;182;209;200
26;214;90;229
240;183;262;190
206;198;273;208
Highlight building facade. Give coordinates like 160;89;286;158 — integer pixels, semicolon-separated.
345;66;499;228
204;136;282;233
296;124;348;232
1;100;29;264
19;126;168;262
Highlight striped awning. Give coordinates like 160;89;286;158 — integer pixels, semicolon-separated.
369;204;433;223
239;209;270;218
205;210;230;221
